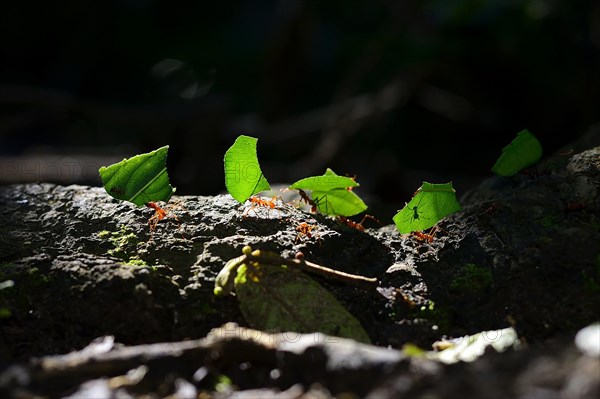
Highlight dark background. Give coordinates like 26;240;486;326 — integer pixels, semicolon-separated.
1;0;598;219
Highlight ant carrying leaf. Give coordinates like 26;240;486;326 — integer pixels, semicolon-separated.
289;168;367;217
393;182;461;234
224;135;271;203
99;146;174;206
99;146;184;238
297;189;319;213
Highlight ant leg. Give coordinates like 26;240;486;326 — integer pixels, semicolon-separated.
148;215;159;241
169;212;185;239
312;194;331;215
358;214;383;227
428;226;437;238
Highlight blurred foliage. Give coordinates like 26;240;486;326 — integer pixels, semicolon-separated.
1;0;598;215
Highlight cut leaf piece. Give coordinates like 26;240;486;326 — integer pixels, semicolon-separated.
311;189;367;217
393;182;461;234
235;263;371;344
492;129;542;176
99;146;174;207
290;168;358;191
289;168;367;216
224;135;271;203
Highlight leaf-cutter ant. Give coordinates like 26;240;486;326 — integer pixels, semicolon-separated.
337;214;381;232
145;201;184;238
410;226;445;243
411;228;436;243
297;189;319;213
345;174;357;191
243;195;283;217
294;222;319;243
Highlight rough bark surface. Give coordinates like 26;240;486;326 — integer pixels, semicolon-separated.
1;126;599;397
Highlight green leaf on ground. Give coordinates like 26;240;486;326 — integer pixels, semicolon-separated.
234;263;371;343
224;135;271;203
492;129;543;176
393;182;461;234
99;146;174;207
430;327;518;364
289;168;367;216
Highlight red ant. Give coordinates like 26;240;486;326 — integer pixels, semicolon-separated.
294;222;319;243
412;231;435;243
297;189;319;213
337;214;381;232
410;226;441;243
345;174;357;191
250;195;279;209
565;202;585;212
145;201;184;238
243;195;282;217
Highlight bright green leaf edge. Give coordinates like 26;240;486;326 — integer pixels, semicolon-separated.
290;168;358;191
492;129;543;177
224;135;271;203
99;145;174;207
393;181;461;234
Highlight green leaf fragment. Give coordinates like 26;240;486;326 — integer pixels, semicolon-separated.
99;146;174;207
289;168;367;216
393;182;461;234
224;135;271;203
492;129;542;176
234;263;371;344
290;168;358;191
312;189;367;217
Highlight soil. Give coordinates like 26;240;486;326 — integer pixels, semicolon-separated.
1;125;599;398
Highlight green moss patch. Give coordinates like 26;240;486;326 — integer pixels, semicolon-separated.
97;226;148;266
451;263;493;294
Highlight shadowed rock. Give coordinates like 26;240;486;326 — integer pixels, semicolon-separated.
1;125;599;397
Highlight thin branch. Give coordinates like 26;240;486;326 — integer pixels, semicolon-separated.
245;249;378;289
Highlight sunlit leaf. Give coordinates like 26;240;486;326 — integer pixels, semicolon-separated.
289;168;367;216
393;182;461;234
290;168;358;191
224;135;271;203
235;263;371;343
99;146;174;207
492;129;543;176
311;189;367;217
